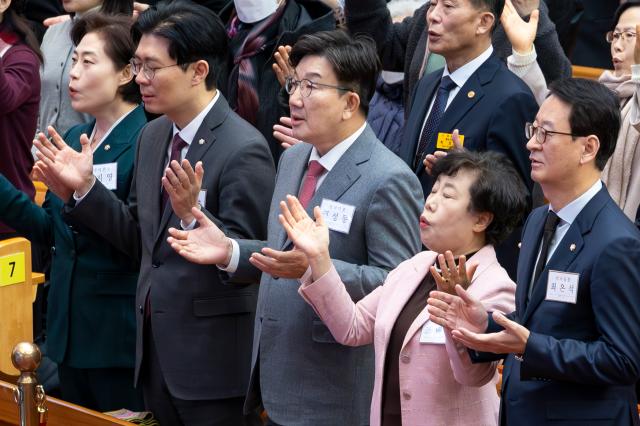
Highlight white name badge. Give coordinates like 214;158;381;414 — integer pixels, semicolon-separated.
93;162;118;190
320;199;355;234
546;270;579;304
419;320;446;344
198;189;207;209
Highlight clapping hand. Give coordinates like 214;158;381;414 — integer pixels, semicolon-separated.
423;129;463;175
162;159;204;225
427;285;488;334
429;250;478;295
501;0;540;54
273;116;303;149
450;311;530;355
272;45;293;88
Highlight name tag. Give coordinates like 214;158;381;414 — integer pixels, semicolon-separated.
436;132;465;150
419;320;446;344
320;199;355;234
198;189;207;209
93;162;118;190
546;270;579;304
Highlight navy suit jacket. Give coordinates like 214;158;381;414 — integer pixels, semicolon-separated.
400;53;538;196
489;186;640;425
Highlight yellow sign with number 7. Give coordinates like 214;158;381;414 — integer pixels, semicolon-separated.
0;252;25;287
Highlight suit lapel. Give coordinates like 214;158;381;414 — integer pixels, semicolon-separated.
515;209;546;316
154;94;230;244
521;188;610;324
149;122;174;240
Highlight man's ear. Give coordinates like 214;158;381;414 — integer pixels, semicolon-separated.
191;60;210;86
477;11;495;36
580;134;600;166
342;91;361;121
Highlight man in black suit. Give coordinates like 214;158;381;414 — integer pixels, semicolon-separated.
34;3;275;425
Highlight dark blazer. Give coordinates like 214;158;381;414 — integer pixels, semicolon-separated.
64;94;276;401
0;105;146;368
490;186;640;425
400;53;538;197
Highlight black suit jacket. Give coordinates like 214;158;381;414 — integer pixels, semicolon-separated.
64;94;276;400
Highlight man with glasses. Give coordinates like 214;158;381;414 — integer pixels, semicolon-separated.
428;78;640;425
33;2;276;425
166;30;424;425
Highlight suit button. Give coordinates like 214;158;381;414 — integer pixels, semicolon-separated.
139;305;143;314
402;391;411;401
401;354;411;364
152;264;159;268
50;246;56;255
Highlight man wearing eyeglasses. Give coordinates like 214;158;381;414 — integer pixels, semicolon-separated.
166;30;424;425
33;3;276;425
428;78;640;425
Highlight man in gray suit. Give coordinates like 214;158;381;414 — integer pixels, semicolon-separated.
167;31;424;425
33;3;275;425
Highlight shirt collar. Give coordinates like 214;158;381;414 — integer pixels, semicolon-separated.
552;180;603;226
308;123;367;171
172;90;220;145
443;45;493;89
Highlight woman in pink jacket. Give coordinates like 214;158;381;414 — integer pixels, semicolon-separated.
279;150;529;426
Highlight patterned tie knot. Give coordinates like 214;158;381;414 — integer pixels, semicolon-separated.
439;75;457;92
306;160;325;178
544;211;560;232
172;134;187;153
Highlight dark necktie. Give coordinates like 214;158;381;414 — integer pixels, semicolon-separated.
414;75;457;168
298;160;325;208
529;211;561;298
162;133;188;210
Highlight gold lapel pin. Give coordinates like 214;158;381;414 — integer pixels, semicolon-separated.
104;144;111;151
518;242;522;249
467;91;475;99
198;138;205;145
570;243;576;252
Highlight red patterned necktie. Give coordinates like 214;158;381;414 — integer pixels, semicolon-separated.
162;133;188;209
298;160;325;208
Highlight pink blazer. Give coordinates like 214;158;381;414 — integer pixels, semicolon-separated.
299;245;516;426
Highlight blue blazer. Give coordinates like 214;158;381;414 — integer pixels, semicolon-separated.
490;186;640;425
400;53;538;196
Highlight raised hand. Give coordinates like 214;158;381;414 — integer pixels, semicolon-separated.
427;285;488;334
423;129;463;175
162;159;204;224
273;116;302;149
278;194;332;279
272;45;293;88
635;24;640;65
451;311;530;355
430;250;478;295
509;0;539;17
33;126;95;197
501;0;540;54
167;207;232;265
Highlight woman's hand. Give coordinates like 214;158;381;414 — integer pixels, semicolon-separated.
429;250;478;295
278;194;332;278
501;0;539;55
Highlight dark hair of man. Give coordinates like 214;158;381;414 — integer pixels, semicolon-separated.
71;12;141;104
431;150;528;247
468;0;504;33
100;0;134;16
613;0;640;27
289;30;380;115
548;78;621;170
3;0;43;62
131;0;228;90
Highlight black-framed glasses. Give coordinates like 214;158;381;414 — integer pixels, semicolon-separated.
129;59;184;80
285;76;353;98
605;30;637;44
525;122;581;144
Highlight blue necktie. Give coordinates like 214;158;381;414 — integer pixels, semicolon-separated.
414;76;457;168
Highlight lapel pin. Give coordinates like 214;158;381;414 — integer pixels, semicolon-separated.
570;243;576;252
104;144;111;151
518;242;522;249
198;138;205;145
467;91;475;99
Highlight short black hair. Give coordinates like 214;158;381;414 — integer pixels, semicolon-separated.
614;0;640;28
548;78;620;170
289;30;380;115
100;0;134;16
431;150;528;247
132;0;228;90
72;12;141;104
470;0;504;32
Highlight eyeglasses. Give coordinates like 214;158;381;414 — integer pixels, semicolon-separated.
129;59;184;80
525;122;581;144
285;76;352;98
605;30;637;44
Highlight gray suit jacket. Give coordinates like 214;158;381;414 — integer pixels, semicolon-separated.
231;125;424;425
64;94;276;400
